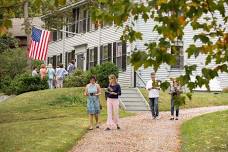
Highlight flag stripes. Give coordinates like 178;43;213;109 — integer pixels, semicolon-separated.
28;27;50;61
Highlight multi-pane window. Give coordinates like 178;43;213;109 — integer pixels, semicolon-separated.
171;44;184;69
52;26;63;41
72;6;91;34
89;49;95;68
102;45;109;62
116;42;123;69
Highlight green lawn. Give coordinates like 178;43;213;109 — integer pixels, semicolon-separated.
0;88;132;152
181;110;228;152
139;88;228;111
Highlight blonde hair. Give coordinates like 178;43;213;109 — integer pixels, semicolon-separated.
41;64;46;68
109;74;117;83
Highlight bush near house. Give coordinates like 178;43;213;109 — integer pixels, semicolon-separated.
64;69;88;87
1;73;48;95
64;62;119;88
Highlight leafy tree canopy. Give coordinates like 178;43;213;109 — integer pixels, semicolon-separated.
0;0;70;35
90;0;228;93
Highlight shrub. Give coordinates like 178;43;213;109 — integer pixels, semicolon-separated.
0;48;27;79
95;62;119;87
64;69;88;87
2;73;48;95
63;62;119;88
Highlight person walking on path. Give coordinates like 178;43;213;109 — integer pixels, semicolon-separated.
105;74;121;131
170;78;182;120
40;64;47;80
47;64;55;89
146;72;160;119
84;76;101;130
55;63;68;88
32;67;39;77
67;60;76;74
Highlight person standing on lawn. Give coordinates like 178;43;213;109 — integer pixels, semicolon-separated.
170;78;182;120
55;63;68;88
47;64;55;89
40;64;47;80
105;74;121;131
84;76;101;130
146;72;161;119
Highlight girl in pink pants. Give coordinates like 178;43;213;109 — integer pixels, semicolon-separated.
105;74;121;131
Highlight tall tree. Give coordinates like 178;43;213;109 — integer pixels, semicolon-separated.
0;0;68;36
90;0;228;93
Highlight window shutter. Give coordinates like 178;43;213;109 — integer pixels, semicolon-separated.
65;52;68;69
113;42;117;64
53;55;57;68
60;53;62;63
100;45;103;64
53;31;57;41
108;43;112;62
47;57;50;64
94;47;98;66
122;42;127;71
86;49;89;70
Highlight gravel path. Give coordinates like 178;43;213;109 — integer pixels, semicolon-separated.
71;106;228;152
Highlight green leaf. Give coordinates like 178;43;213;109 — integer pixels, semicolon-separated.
160;81;170;91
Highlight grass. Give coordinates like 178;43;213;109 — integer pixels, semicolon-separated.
139;88;228;111
181;110;228;152
0;88;132;152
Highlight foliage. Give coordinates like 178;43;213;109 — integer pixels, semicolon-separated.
90;0;228;89
0;48;27;79
64;69;88;88
94;62;119;88
64;62;119;88
2;73;48;95
0;0;69;35
181;110;228;152
0;88;132;152
0;35;18;53
31;60;44;69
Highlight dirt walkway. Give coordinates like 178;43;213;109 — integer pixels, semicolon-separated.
71;106;228;152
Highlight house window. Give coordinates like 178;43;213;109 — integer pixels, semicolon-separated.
171;45;184;69
116;42;123;69
73;6;91;34
52;26;62;41
89;49;95;68
66;17;74;37
102;45;109;62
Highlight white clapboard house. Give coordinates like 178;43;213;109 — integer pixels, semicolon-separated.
43;0;228;91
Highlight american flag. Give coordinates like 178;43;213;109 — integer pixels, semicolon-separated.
28;27;50;61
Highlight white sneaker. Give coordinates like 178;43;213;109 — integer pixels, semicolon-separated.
156;116;160;120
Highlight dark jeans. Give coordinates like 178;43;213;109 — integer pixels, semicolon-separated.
171;96;179;117
149;98;159;117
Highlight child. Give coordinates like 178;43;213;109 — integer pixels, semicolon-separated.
170;78;182;120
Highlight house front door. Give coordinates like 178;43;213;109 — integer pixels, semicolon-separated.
76;53;85;70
